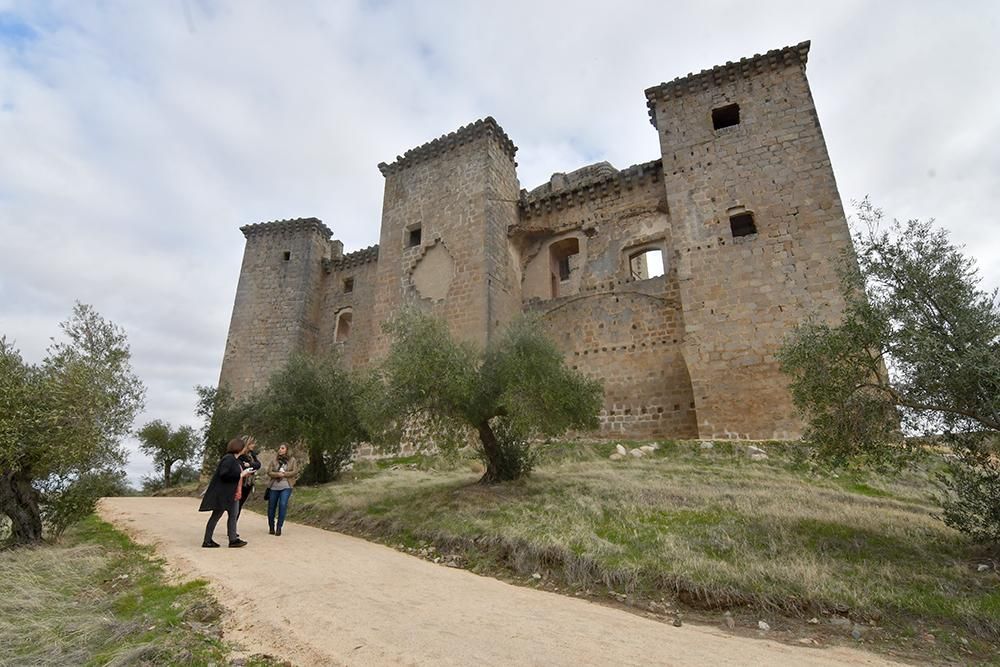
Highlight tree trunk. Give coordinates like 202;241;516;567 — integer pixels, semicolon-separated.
163;461;172;488
0;471;44;545
477;420;503;484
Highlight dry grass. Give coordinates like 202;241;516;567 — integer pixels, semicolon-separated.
266;440;1000;662
0;517;229;666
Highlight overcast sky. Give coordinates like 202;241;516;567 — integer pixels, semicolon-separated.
2;1;998;485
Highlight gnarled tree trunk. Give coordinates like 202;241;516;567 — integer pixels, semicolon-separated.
477;420;503;484
0;471;43;545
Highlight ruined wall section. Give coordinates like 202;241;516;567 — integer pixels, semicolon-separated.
218;217;333;400
517;162;698;438
370;118;520;357
316;245;380;369
647;41;852;439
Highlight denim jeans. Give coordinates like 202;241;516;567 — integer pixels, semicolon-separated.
267;487;292;529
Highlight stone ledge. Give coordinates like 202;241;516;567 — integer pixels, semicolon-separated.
644;41;811;127
377;117;517;176
240;217;333;240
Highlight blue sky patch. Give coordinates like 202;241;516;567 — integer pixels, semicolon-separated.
0;12;39;48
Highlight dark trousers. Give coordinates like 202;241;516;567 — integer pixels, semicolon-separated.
267;488;292;530
204;499;240;544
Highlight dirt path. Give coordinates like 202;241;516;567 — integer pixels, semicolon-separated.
99;497;902;666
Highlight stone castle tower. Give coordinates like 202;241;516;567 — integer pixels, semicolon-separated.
218;40;853;440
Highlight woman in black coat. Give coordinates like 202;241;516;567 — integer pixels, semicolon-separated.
200;437;254;548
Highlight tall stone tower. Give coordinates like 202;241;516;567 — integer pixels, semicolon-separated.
645;41;853;439
369;117;521;357
218;217;335;399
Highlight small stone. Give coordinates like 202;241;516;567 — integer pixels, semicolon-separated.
829;615;851;627
639;445;655;453
673;617;683;627
723;612;735;630
797;638;817;645
807;617;819;625
851;625;863;641
757;620;770;631
700;441;714;450
609;453;624;461
629;448;644;458
532;573;542;580
615;444;627;456
977;564;990;572
649;443;660;450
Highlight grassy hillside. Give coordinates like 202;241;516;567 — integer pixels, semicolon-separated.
252;440;999;665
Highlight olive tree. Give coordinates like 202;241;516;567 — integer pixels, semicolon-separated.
0;304;145;544
779;200;999;540
136;420;199;489
373;309;604;483
250;352;368;484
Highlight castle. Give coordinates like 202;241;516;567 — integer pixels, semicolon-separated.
218;40;852;441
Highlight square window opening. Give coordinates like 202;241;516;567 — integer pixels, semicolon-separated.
730;212;757;237
628;248;665;280
407;227;422;248
343;277;354;293
282;251;291;261
712;103;740;130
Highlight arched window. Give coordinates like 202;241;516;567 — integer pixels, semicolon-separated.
335;309;353;343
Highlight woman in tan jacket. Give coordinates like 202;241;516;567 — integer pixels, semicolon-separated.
265;443;299;536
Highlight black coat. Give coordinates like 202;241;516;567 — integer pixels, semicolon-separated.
238;451;261;491
199;454;242;511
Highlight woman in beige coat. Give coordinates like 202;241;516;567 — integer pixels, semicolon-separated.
265;443;299;536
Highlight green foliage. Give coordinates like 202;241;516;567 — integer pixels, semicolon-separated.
141;464;200;494
779;200;1000;540
0;303;145;545
195;384;254;463
373;308;603;482
39;470;133;537
137;420;199;488
252;352;368;484
938;440;1000;544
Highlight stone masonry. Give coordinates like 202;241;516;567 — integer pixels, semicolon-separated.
218;41;853;440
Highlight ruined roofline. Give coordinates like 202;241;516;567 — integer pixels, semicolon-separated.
377;117;518;176
643;40;811;127
518;159;662;219
331;244;379;270
240;217;333;240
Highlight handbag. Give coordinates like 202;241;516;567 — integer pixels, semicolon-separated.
263;487;271;501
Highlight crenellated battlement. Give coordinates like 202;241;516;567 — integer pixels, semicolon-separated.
644;41;810;128
377;117;517;176
519;160;662;219
239;217;333;240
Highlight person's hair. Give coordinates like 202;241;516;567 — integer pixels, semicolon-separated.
226;438;246;455
277;442;290;457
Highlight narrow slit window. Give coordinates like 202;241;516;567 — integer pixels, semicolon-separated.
407;226;422;248
282;251;291;261
712;103;740;130
628;249;665;280
343;277;354;293
730;212;757;237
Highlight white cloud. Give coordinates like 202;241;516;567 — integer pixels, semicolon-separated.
2;0;998;484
